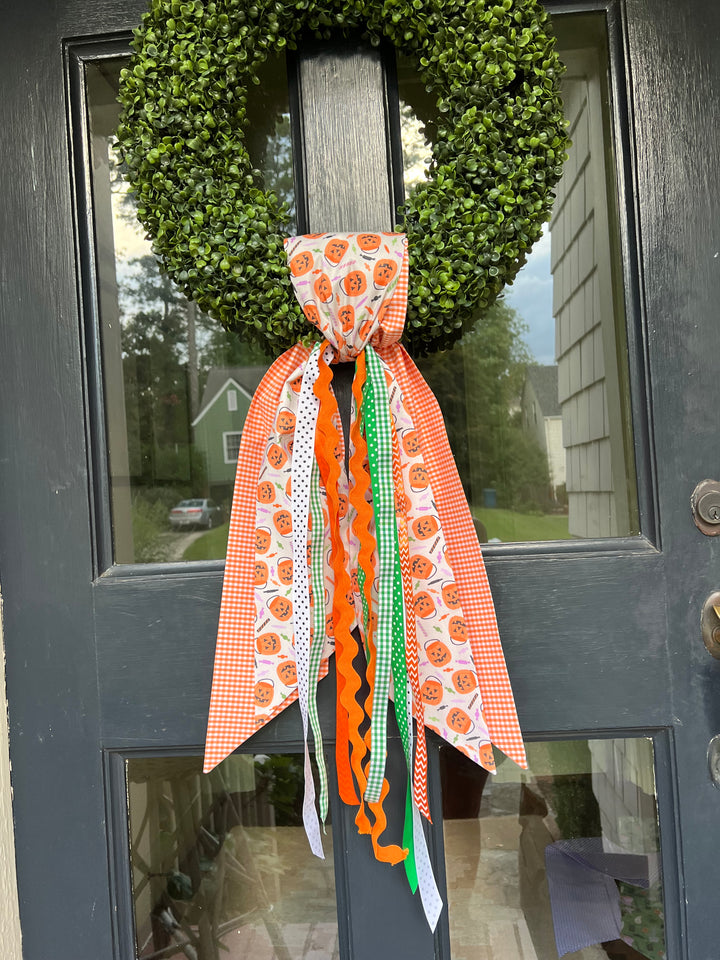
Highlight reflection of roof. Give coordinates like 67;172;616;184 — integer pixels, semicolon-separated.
526;364;560;417
193;366;268;424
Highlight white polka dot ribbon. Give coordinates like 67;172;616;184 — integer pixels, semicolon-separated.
291;343;325;858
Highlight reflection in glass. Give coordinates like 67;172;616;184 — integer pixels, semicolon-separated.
86;56;294;563
127;754;338;960
397;12;637;542
441;739;665;960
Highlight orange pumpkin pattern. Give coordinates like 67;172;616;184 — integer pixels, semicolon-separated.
283;232;404;361
257;481;275;503
357;233;381;252
250;353;339;721
325;237;349;265
276;409;296;435
256;632;281;655
314;272;333;304
339;304;355;333
289;251;313;277
276;659;298;687
342;270;367;297
373;258;398;288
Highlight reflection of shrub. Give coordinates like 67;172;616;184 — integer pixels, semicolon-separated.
547;773;601;841
131;486;193;563
131;494;171;563
152;445;208;492
254;755;304;827
514;499;544;515
137;484;191;513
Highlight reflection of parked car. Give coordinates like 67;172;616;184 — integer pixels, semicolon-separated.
169;499;224;530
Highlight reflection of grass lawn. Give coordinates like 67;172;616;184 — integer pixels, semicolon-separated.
183;522;230;561
473;507;570;543
183;511;570;558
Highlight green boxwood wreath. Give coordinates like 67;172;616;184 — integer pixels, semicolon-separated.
116;0;568;357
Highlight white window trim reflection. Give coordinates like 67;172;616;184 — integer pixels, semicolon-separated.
223;431;243;464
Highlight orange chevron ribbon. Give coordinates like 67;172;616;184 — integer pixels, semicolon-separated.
390;417;430;821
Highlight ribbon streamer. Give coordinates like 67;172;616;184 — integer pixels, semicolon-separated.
291;343;325;856
204;232;526;928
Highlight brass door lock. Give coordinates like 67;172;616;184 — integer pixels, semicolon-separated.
691;480;720;535
701;592;720;658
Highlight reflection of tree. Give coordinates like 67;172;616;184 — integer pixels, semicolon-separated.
120;256;194;487
417;301;550;511
116;253;270;562
244;57;296;230
120;256;267;492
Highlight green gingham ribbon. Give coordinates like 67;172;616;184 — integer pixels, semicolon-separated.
309;458;329;826
363;346;417;889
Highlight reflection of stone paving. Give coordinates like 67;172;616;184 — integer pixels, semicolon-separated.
219;922;340;959
159;530;204;561
216;826;338;958
445;817;608;960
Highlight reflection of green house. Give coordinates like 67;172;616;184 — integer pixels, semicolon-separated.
191;366;267;504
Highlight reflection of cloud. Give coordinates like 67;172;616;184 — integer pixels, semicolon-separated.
399;102;432;193
111;181;151;263
503;229;556;365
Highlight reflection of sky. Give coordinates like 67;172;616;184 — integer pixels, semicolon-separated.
111;179;149;269
503;229;555;365
399;105;556;367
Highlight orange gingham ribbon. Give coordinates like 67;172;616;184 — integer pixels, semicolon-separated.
203;343;310;772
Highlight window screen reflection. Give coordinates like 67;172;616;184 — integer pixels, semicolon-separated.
441;739;665;960
87;56;293;564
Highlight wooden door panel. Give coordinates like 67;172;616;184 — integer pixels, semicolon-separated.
625;0;720;951
95;548;669;747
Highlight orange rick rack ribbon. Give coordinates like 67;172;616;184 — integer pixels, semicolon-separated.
204;231;526;928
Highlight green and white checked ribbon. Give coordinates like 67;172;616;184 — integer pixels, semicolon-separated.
363;345;442;929
362;346;397;806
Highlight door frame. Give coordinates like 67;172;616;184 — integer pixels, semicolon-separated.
1;0;718;955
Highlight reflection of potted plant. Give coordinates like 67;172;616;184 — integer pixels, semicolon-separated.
254;755;305;826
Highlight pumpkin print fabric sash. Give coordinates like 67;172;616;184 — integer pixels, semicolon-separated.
204;232;526;928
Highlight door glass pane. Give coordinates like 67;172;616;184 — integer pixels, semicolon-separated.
441;738;665;960
398;12;638;542
127;754;339;959
86;56;293;564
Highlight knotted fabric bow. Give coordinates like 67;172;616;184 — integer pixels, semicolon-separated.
204;232;526;928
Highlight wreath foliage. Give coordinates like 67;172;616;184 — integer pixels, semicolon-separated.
116;0;568;356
